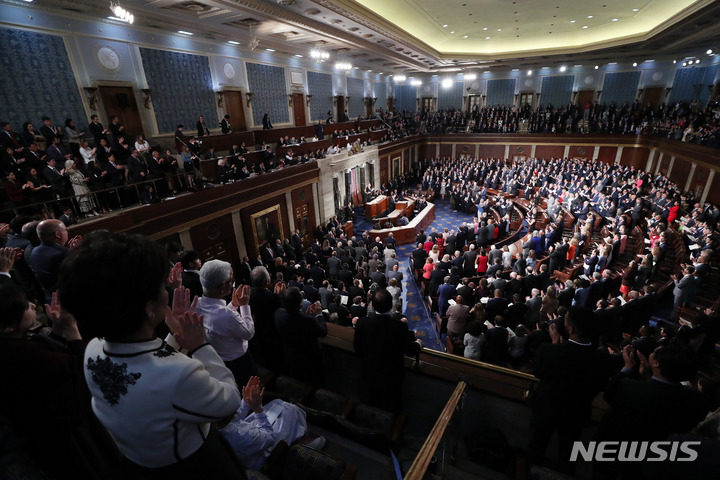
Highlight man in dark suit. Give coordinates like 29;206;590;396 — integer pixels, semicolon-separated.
180;250;203;299
354;288;423;413
527;306;618;474
274;287;327;386
248;266;283;372
596;343;713;478
220;115;231;134
314;120;324;140
412;243;428;271
28;219;75;304
88;115;109;145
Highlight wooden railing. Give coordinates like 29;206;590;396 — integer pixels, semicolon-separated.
404;381;467;480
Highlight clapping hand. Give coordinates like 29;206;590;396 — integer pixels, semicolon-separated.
548;322;562;344
45;291;81;341
167;262;183;288
0;247;16;273
67;235;83;248
242;376;265;414
231;284;251;308
172;311;206;352
306;301;322;316
166;285;198;334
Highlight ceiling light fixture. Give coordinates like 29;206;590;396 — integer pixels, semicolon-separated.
450;31;455;34
570;20;576;23
228;41;240;45
612;18;618;21
178;30;193;35
394;74;407;82
295;54;303;57
673;60;677;63
527;69;532;75
310;50;330;60
632;8;638;11
587;15;593;18
632;62;637;67
441;78;453;88
582;25;588;29
443;24;448;28
410;79;422;86
335;62;352;70
560;65;566;72
594;65;599;69
266;48;275;52
696;59;701;64
109;2;134;24
463;73;477;80
485;36;491;40
707;49;713;55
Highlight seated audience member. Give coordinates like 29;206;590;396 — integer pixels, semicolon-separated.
0;284;122;479
220;376;325;470
196;259;257;388
59;231;245;478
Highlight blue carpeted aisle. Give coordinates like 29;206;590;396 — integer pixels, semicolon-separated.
355;200;476;352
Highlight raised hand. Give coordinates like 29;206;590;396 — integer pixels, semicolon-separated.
0;247;16;273
231;284;251;308
45;291;81;341
172;311;206;352
167;262;183;288
242;376;265;413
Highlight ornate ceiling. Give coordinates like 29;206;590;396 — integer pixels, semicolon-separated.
15;0;720;74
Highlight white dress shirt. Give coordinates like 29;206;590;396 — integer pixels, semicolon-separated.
196;298;255;362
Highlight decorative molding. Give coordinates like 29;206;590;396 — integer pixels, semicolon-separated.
84;87;98;110
246;92;253;107
215;90;224;108
141;88;152;109
306;94;312;106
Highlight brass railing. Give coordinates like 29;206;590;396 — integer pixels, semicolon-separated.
404;380;467;480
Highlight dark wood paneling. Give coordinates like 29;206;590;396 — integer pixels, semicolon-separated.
620;147;649;169
291;184;316;246
568;145;592;159
534;145;564;160
189;214;238;265
292;93;306;126
706;173;720;205
669;158;691;187
223;91;247;132
509;145;532;159
577;90;595;107
477;144;505;159
439;144;453;157
456;143;475;157
99;86;144;139
380;156;389;186
691;165;710;199
596;146;617;164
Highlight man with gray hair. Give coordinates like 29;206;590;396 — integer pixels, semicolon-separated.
249;266;284;371
195;259;257;386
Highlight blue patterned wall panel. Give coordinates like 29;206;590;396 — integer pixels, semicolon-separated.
139;47;216;134
347;77;364;118
437;81;463;110
246;62;289;126
541;75;574;108
487;79;516;106
375;82;387;111
601;71;641;105
669;66;718;104
308;71;333;122
395;85;417;112
0;27;86;132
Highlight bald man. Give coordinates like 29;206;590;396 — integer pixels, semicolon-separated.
28;219;79;303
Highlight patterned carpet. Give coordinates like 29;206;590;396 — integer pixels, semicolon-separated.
354;200;477;352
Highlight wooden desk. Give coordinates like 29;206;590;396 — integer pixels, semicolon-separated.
365;195;388;218
368;203;436;246
387;199;415;225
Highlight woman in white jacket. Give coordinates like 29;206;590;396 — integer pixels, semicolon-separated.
60;231;245;479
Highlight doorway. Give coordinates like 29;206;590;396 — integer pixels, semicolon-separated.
577;90;595;108
98;86;144;139
519;92;534;109
421;97;434;112
641;87;665;109
336;97;345;122
292;93;306;126
223;91;247;132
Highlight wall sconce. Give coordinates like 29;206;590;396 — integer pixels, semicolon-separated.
306;94;312;106
333;96;339;106
346;96;351;103
372;97;377;105
140;89;152;109
245;92;253;107
363;97;370;106
83;87;98;110
215;91;224;108
288;94;294;107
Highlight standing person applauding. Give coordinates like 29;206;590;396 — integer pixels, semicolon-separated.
59;232;245;479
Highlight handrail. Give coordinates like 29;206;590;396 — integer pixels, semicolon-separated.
404;380;467;480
